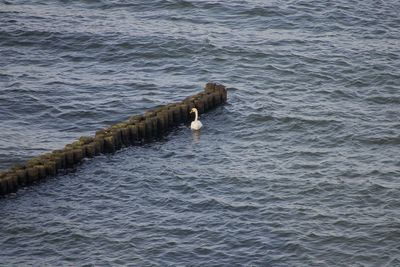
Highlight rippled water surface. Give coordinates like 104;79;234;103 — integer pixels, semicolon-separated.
1;0;400;266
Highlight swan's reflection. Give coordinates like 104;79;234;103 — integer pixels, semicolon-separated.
192;130;201;143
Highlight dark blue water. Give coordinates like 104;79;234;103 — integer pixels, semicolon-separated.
1;0;400;266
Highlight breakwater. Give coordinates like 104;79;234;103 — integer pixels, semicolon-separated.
0;83;227;196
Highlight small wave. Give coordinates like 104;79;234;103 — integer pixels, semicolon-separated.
278;115;342;127
188;197;260;213
157;0;197;10
359;135;400;145
57;110;99;120
0;29;53;40
366;96;400;105
246;113;274;123
238;6;287;18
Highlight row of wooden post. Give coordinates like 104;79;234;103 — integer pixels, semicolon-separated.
0;83;227;196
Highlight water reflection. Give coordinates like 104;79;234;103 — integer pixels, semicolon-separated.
191;130;201;143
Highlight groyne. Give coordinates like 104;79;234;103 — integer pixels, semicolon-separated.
0;83;227;196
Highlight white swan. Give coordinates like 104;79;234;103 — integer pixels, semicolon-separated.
190;108;202;130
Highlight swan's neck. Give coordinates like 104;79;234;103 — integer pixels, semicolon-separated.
194;110;199;121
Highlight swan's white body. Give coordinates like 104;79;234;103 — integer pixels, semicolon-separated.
190;108;202;130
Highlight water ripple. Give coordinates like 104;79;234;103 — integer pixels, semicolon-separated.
1;0;400;266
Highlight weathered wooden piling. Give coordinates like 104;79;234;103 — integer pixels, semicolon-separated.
138;121;146;141
128;124;139;144
15;169;28;186
0;172;8;195
26;166;39;183
0;82;227;196
104;135;116;153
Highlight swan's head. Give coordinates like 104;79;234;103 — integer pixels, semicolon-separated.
190;108;197;113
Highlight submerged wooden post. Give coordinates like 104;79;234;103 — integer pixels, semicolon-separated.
0;82;227;196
